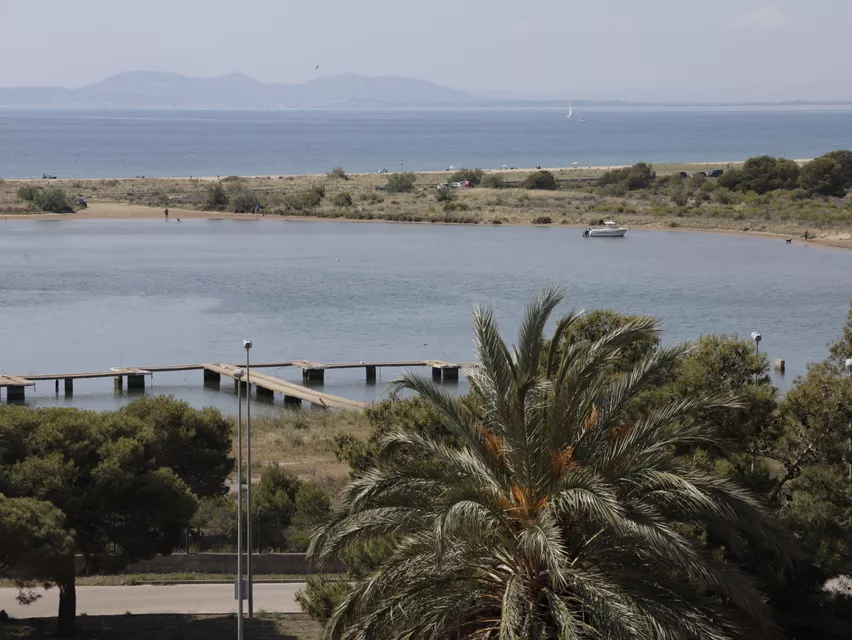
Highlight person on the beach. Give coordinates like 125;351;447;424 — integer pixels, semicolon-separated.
164;208;169;221
804;230;809;240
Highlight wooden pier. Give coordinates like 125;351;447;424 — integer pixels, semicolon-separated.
0;358;472;409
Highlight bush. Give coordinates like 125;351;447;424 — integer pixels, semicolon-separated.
310;184;326;199
220;175;243;183
449;168;485;185
822;150;852;187
386;172;417;193
283;191;323;210
329;167;348;181
479;173;505;189
331;191;353;207
669;184;690;207
721;156;799;194
435;187;456;203
205;183;229;210
598;167;631;187
625;163;655;190
524;170;557;190
17;185;40;202
228;187;260;213
532;216;552;224
799;156;847;197
32;187;73;212
597;163;655;191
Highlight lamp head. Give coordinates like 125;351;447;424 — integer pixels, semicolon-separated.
234;368;244;379
751;332;762;343
243;339;253;350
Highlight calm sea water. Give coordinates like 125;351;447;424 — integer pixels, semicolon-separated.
2;107;852;179
0;219;849;413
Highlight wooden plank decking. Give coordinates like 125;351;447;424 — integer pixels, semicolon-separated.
204;363;366;411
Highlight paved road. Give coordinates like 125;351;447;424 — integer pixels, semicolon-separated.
0;583;305;619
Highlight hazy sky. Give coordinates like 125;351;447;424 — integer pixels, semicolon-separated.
2;0;849;102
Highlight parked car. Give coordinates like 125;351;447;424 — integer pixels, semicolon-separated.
74;197;87;208
709;169;724;178
677;172;689;179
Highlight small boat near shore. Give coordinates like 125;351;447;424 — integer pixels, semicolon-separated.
583;220;629;238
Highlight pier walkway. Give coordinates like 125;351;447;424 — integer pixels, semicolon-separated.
0;358;472;407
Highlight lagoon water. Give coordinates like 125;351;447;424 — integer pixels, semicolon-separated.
0;218;849;413
2;107;852;179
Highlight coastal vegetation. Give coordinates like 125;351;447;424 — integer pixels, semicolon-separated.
0;397;233;636
296;295;852;638
4;151;852;245
3;299;852;636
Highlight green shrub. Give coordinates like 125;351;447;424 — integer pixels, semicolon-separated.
283;191;323;210
205;183;229;210
600;182;628;197
220;175;243;183
435;187;456;203
386;172;417;193
598;167;631;187
449;168;485;185
17;185;40;202
532;216;552;224
523;170;557;190
329;167;348;180
799;157;847;197
479;173;505;189
310;184;326;199
719;156;799;194
821;150;852;187
31;186;73;212
598;163;655;190
228;187;260;213
331;191;353;207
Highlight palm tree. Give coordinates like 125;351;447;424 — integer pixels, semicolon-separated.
309;288;792;639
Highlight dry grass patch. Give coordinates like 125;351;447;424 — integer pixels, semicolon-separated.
233;410;369;493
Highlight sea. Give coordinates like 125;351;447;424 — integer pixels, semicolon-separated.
1;106;852;179
0;219;850;413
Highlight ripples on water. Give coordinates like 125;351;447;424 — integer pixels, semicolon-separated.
0;219;850;412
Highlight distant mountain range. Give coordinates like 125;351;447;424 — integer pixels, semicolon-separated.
0;72;849;109
0;71;497;109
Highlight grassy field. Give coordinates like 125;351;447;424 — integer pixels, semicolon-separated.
240;410;369;495
0;613;320;640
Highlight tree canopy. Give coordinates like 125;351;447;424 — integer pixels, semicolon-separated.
0;397;233;636
308;289;792;639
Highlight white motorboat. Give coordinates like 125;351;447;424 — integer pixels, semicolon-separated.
583;220;629;238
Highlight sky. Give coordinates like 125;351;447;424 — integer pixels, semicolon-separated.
1;0;850;102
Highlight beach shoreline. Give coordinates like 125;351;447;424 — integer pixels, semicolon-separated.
3;201;849;252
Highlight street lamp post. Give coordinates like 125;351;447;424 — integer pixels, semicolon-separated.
243;339;254;618
234;367;245;640
846;358;852;483
751;332;762;384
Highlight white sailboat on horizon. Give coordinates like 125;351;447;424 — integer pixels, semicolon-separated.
566;102;573;119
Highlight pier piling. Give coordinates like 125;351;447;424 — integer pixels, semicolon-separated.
6;386;25;402
64;379;73;395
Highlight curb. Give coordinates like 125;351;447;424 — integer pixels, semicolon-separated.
137;578;348;586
